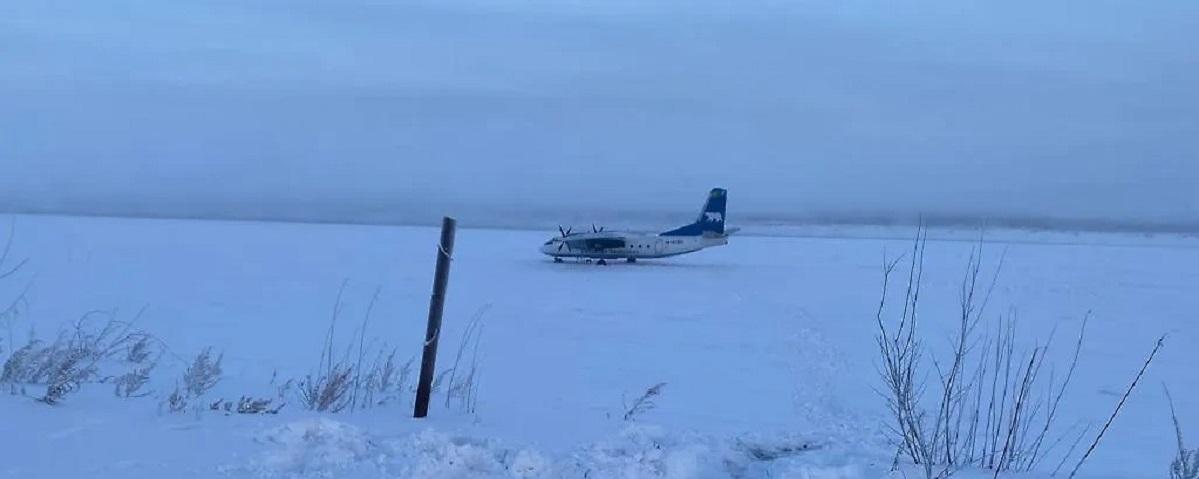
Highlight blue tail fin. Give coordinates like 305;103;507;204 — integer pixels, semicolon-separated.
661;188;727;236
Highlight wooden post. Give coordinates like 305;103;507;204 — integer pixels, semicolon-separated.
414;217;456;418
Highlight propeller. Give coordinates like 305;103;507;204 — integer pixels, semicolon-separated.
557;225;573;252
591;224;604;233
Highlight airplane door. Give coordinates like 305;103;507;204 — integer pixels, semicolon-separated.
654;239;664;255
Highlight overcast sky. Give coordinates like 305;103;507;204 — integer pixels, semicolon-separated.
3;0;1197;230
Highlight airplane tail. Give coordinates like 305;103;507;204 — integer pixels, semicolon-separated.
661;188;727;236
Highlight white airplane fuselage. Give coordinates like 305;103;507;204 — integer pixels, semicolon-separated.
539;231;729;260
540;188;735;262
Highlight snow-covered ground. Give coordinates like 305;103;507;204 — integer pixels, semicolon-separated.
0;214;1196;478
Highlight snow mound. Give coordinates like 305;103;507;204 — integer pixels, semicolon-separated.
381;429;552;479
565;425;726;478
236;422;551;478
248;418;378;477
233;421;862;479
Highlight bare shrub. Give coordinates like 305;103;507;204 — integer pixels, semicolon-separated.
1167;386;1199;479
1;221;31;362
875;230;1161;478
623;382;667;421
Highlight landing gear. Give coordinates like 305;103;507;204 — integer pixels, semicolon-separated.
626;258;637;263
553;257;564;263
597;259;608;266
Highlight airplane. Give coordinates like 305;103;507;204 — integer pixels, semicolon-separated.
540;188;738;265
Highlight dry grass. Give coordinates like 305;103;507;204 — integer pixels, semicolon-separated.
444;305;488;413
182;347;223;398
623;382;667;421
0;309;157;405
1167;386;1199;479
298;282;417;413
162;346;224;413
207;395;284;415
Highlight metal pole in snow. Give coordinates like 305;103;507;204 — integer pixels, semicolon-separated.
414;217;456;418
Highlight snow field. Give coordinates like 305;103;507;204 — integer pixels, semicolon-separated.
1;214;1196;478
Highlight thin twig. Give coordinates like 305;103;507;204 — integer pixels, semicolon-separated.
1068;335;1166;478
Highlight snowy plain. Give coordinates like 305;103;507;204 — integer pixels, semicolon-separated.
0;213;1196;479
